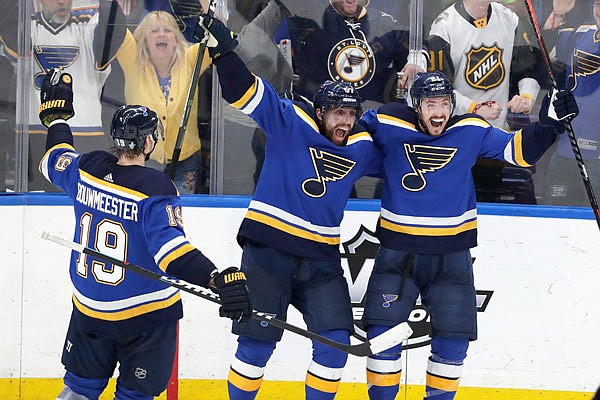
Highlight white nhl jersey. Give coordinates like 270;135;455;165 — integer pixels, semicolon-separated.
429;2;540;128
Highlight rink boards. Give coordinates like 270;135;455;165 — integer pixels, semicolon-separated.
1;193;598;399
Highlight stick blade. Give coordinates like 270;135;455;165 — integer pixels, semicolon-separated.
367;322;413;355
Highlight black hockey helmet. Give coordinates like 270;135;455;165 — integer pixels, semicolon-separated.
410;72;455;110
313;80;363;118
110;105;163;152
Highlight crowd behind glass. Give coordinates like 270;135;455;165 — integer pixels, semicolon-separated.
0;0;598;208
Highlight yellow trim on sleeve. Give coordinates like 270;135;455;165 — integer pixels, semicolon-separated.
512;130;532;167
158;243;196;272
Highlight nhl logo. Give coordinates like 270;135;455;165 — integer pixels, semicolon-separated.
327;38;376;89
465;44;504;90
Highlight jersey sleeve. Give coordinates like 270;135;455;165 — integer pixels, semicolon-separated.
214;51;303;139
39;123;82;197
142;195;216;286
478;123;557;166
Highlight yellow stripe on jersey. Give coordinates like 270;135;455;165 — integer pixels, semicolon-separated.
231;77;259;110
380;218;477;236
366;370;401;387
40;143;76;164
305;372;341;394
72;292;181;321
293;104;320;132
512;130;532;167
246;210;340;245
427;373;460;392
346;131;373;145
228;368;263;392
158;243;196;273
80;170;149;200
378;114;418;131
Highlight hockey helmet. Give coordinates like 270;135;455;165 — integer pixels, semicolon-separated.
410;72;455;110
313;80;363;118
110;105;163;152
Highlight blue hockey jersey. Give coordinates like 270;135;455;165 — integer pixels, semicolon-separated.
39;123;215;337
555;25;600;160
361;103;559;254
215;52;380;260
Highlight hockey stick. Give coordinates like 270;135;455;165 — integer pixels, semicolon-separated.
523;0;600;230
167;0;216;180
42;231;412;357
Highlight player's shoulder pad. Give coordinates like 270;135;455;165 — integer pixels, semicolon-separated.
78;151;116;171
131;168;179;197
292;98;314;114
377;102;417;121
447;113;490;129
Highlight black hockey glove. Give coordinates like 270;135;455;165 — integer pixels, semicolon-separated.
39;68;74;128
211;267;252;322
193;13;238;60
539;88;579;131
170;0;203;35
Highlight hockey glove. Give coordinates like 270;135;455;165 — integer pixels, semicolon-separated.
170;0;203;36
539;88;579;131
194;13;238;60
39;68;74;128
211;267;252;322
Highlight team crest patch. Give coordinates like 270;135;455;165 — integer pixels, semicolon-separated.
402;144;457;191
302;147;356;198
572;49;600;91
465;44;504;90
327;38;376;89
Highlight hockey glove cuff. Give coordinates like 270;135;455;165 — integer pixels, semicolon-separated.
39;69;75;128
540;88;579;128
211;267;252;322
194;14;238;60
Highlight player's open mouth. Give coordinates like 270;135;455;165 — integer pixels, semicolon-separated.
430;118;445;128
335;128;347;139
156;42;168;48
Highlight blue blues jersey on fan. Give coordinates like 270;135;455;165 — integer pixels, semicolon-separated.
214;52;380;260
39;123;215;337
555;25;600;159
361;103;558;254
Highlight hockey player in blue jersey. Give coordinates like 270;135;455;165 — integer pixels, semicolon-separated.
38;68;252;400
197;14;380;400
359;72;579;400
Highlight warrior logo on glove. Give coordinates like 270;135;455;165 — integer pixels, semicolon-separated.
211;267;252;322
39;68;75;128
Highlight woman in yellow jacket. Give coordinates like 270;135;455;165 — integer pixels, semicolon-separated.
100;8;210;193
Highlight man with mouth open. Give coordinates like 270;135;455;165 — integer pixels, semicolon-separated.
359;71;579;400
197;13;381;400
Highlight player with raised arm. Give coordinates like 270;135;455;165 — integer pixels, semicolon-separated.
196;13;382;400
38;68;251;400
359;71;578;400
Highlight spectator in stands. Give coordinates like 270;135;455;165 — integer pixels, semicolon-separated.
428;0;545;204
95;2;210;194
543;0;600;206
248;0;426;196
0;0;112;191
